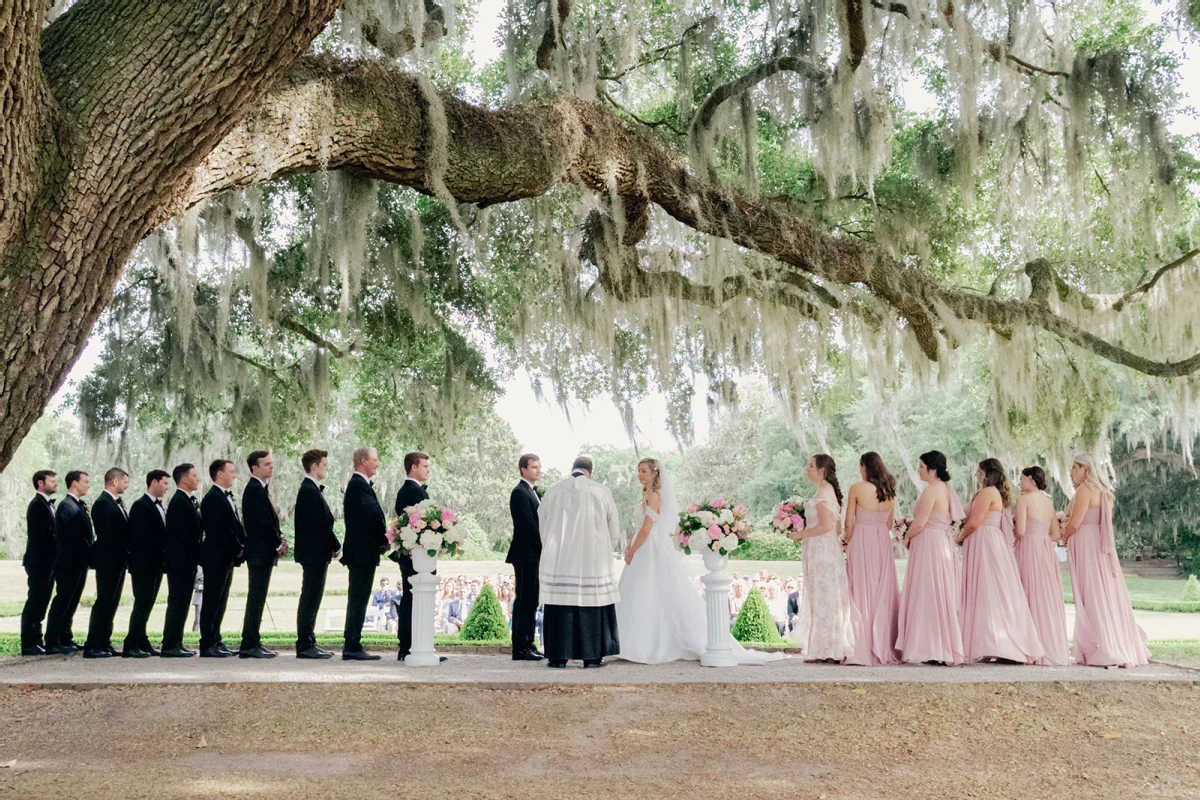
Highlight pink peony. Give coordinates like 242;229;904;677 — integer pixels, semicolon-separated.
734;504;748;516
441;509;456;523
688;504;700;513
711;498;727;508
790;514;804;529
707;524;722;540
411;517;426;530
385;529;396;543
430;519;441;530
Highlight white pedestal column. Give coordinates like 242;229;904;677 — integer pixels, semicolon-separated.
406;550;441;666
700;550;737;667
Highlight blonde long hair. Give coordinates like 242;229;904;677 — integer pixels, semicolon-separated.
1072;453;1115;499
638;458;662;505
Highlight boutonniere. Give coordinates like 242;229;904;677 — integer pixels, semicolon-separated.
535;485;545;500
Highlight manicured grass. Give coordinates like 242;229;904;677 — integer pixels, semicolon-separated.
1145;639;1200;668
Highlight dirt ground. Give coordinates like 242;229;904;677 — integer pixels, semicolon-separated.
1;681;1197;799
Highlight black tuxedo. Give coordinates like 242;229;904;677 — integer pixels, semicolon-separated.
294;477;339;652
124;494;167;652
21;495;57;650
507;481;542;654
786;591;800;631
240;479;282;650
199;485;245;651
163;490;203;650
393;479;429;657
86;492;130;651
341;473;387;653
46;494;92;649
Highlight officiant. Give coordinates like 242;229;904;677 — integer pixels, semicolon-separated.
537;456;622;668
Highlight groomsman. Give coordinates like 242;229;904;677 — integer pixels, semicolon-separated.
507;454;544;661
84;468;130;658
199;459;245;658
122;470;170;658
162;464;203;657
45;470;92;654
20;470;58;655
294;449;340;659
341;446;386;660
239;451;285;659
393;452;440;662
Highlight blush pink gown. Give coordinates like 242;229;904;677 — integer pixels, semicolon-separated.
847;508;900;665
896;490;965;665
1067;498;1150;667
959;508;1044;663
1014;518;1070;666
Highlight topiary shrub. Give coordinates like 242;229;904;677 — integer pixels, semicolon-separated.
1182;574;1200;602
731;588;785;644
459;583;510;641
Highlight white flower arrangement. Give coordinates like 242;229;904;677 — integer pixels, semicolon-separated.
387;500;464;557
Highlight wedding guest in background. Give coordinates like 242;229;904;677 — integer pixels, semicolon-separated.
785;579;800;636
191;568;204;633
294;448;340;660
239;451;285;659
84;467;131;658
162;464;203;657
957;458;1043;664
122;470;170;658
20;470;58;656
1014;466;1070;666
507;453;544;661
341;446;387;661
1062;453;1149;667
199;459;245;658
843;452;900;666
372;577;392;617
45;470;92;655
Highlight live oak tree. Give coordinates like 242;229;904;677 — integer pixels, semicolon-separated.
2;0;1199;474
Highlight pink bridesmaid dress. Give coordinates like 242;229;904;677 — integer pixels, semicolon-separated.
959;508;1044;663
847;508;900;665
896;489;965;665
1067;497;1150;667
1014;518;1070;665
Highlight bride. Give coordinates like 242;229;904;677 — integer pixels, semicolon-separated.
614;458;782;665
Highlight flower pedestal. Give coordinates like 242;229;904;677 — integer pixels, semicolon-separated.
405;549;441;667
699;550;737;668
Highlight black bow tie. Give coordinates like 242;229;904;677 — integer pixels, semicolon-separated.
189;495;199;506
115;497;125;506
224;490;234;499
78;499;89;511
153;498;163;506
421;484;428;490
319;485;326;493
46;498;56;507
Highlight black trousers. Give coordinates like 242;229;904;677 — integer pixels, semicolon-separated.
239;562;274;649
45;566;88;648
20;565;55;649
199;561;234;651
343;562;376;653
85;567;126;650
511;562;540;653
162;567;196;650
296;561;329;651
123;568;163;651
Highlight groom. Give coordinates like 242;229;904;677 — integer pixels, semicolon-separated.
537;456;621;668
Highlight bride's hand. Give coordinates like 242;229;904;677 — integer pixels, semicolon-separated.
623;547;635;565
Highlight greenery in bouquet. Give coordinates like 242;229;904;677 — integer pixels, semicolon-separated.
673;498;752;556
388;500;465;557
771;498;807;538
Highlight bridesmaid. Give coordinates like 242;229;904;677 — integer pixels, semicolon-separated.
956;459;1044;664
786;455;857;663
1063;454;1149;667
844;452;900;666
895;451;965;666
1013;466;1070;665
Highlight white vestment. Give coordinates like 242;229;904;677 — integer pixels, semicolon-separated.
538;474;621;607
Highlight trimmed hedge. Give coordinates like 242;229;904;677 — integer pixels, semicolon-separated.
1182;575;1200;603
731;588;786;644
731;530;802;561
459;583;510;641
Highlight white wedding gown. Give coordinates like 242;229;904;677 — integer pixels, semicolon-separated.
615;496;783;666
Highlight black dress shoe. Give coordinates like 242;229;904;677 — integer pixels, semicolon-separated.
316;647;334;657
122;648;151;659
260;645;278;656
216;644;235;656
200;645;233;658
145;645;161;657
343;650;381;661
239;645;277;659
20;645;47;656
43;645;69;655
584;659;607;668
397;650;409;661
297;647;334;659
160;646;195;658
547;660;568;669
83;648;116;659
513;650;545;662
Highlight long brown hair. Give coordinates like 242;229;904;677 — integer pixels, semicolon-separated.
859;451;896;503
978;458;1012;507
812;454;843;506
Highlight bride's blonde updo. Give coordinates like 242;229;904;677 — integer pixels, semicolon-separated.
638;458;662;503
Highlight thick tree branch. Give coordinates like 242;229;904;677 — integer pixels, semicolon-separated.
842;0;868;70
1112;249;1200;312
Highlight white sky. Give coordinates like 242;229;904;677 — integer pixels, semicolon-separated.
51;1;1200;469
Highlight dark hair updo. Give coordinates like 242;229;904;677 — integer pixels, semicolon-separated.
918;450;951;483
811;454;843;507
1021;466;1047;491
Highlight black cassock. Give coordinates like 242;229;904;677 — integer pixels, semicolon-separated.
541;604;620;662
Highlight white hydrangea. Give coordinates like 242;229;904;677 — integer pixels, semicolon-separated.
720;534;739;552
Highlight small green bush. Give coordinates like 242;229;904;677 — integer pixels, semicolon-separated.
459;583;510;641
731;588;785;644
1181;575;1200;602
731;529;802;561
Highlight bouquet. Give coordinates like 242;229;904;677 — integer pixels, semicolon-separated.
891;516;911;542
771;498;808;538
673;498;752;556
387;500;464;558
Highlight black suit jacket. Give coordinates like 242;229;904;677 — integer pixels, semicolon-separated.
90;492;130;571
53;494;93;573
23;495;57;569
127;494;167;573
294;478;339;566
390;480;429;565
506;481;541;564
242;479;283;567
165;490;203;572
341;474;386;567
786;591;800;620
201;485;245;566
